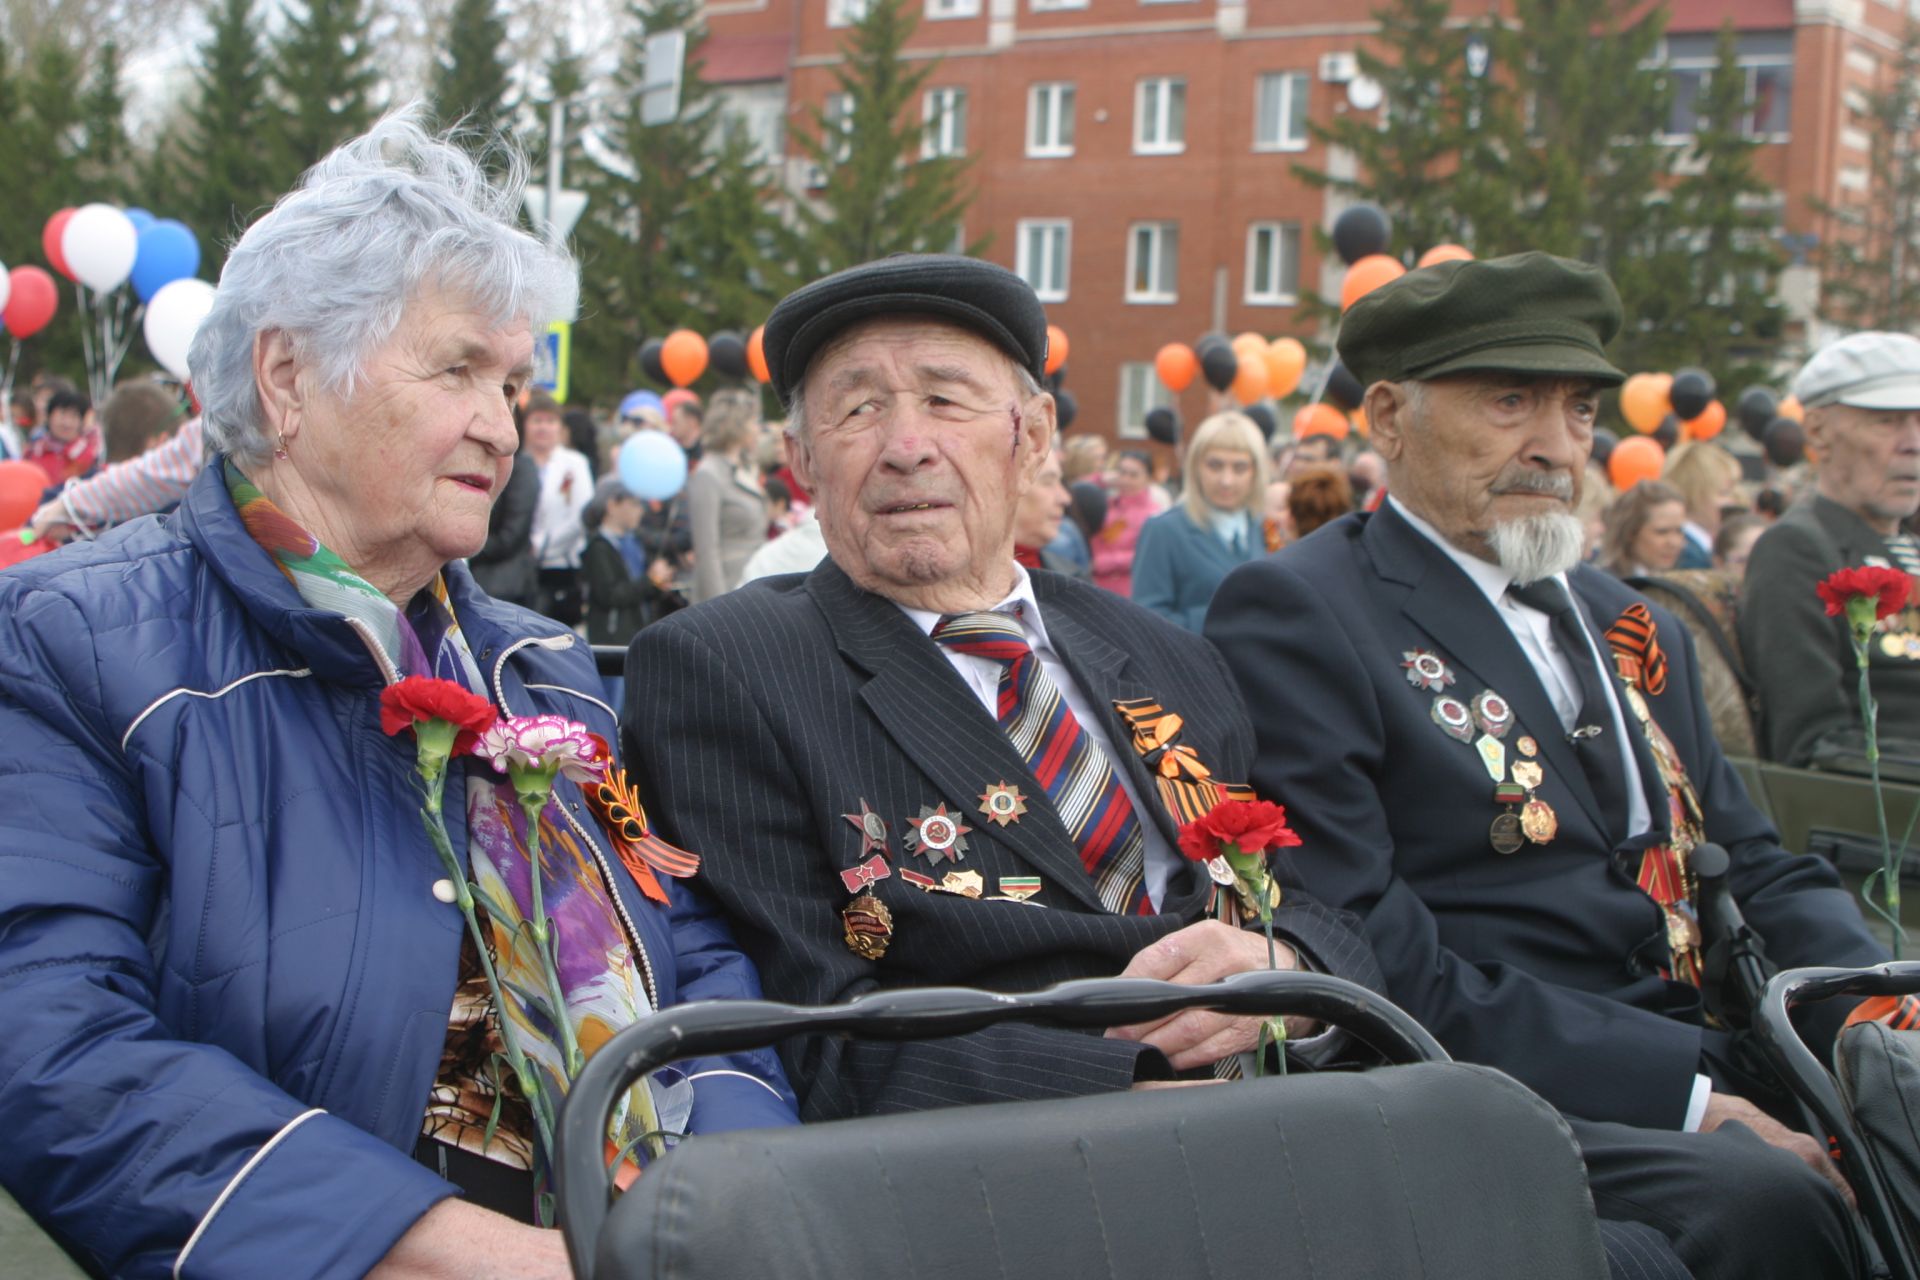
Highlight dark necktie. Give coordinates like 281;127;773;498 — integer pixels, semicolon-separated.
1508;577;1631;840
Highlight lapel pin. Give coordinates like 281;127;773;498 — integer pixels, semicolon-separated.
1401;649;1456;691
1512;760;1544;791
1475;733;1507;784
900;868;936;890
1516;735;1539;759
1430;695;1475;743
843;799;891;857
905;804;973;864
998;876;1042;901
977;781;1029;827
839;853;891;894
937;870;986;899
841;893;894;960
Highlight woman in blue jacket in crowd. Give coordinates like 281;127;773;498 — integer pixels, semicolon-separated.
1132;411;1271;631
0;112;794;1280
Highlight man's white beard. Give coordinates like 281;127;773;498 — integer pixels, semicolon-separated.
1487;511;1585;585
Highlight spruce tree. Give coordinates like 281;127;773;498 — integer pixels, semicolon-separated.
431;0;514;139
783;0;976;278
172;0;282;259
73;40;130;205
1812;20;1920;332
268;0;379;176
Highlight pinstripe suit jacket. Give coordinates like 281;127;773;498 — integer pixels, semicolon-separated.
624;558;1380;1121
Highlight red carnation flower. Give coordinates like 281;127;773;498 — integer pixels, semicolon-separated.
379;677;498;755
1818;566;1913;623
1177;798;1302;863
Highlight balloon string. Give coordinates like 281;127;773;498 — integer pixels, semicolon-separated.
108;303;144;376
75;285;97;403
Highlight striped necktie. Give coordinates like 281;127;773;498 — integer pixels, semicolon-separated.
934;609;1152;915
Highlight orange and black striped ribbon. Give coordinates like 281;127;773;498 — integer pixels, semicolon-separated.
1605;603;1668;696
1112;697;1257;823
586;766;701;905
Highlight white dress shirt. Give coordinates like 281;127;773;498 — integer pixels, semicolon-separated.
897;563;1184;909
1389;498;1710;1130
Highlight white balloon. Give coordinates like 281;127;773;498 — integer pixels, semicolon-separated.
0;262;11;316
143;278;217;381
61;203;139;293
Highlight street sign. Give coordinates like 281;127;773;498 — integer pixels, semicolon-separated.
523;188;589;242
641;31;687;126
535;320;572;403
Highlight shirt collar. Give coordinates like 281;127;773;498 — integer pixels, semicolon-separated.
897;562;1055;656
1387;494;1517;610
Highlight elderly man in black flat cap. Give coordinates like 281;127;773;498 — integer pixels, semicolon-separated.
1207;251;1885;1279
622;254;1380;1116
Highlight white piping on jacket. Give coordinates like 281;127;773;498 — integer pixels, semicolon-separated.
173;1108;326;1278
121;669;314;753
685;1068;789;1102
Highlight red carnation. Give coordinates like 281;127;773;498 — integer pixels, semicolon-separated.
1177;798;1302;863
1818;565;1912;622
379;677;498;755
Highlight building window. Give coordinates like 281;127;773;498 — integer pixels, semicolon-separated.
1245;221;1301;304
1027;82;1075;156
922;87;968;158
927;0;980;15
1118;362;1172;439
828;0;870;25
1126;221;1179;303
1030;0;1088;10
1658;33;1795;142
807;92;854;186
1134;77;1187;154
1017;219;1071;302
1253;72;1310;151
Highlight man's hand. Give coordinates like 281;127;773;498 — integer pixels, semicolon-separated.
369;1199;572;1280
1104;920;1309;1069
1701;1092;1855;1209
27;499;74;545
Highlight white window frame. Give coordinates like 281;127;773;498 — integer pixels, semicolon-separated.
1133;77;1187;155
1016;218;1071;303
921;87;967;159
1030;0;1089;10
827;0;871;26
1244;221;1301;305
1027;82;1075;157
1126;221;1179;303
1253;71;1310;152
927;0;980;18
1659;57;1794;144
1117;362;1172;439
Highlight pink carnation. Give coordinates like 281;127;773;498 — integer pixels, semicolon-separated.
475;714;608;785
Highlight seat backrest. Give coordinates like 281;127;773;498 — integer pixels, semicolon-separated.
1630;569;1757;758
592;1062;1608;1280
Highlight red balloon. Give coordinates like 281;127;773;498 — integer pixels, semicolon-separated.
42;208;76;281
0;460;46;528
5;266;59;338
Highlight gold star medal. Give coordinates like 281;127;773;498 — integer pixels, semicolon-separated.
905;804;973;864
977;781;1029;827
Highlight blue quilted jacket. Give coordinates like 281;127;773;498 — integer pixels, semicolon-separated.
0;462;796;1278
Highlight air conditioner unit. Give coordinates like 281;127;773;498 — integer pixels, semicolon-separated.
1319;52;1358;84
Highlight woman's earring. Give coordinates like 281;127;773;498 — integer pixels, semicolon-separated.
274;430;289;460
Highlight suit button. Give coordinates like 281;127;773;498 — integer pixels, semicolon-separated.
432;878;457;904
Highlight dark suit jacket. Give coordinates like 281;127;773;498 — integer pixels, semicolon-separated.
1739;494;1920;769
1206;502;1885;1130
625;559;1379;1121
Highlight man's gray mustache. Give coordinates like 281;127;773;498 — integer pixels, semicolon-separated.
1491;473;1574;500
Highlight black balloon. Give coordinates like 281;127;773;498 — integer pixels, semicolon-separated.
708;330;748;379
1735;386;1778;441
1195;332;1231;357
1068;480;1108;536
1243;402;1277;441
1669;367;1715;421
1763;417;1806;469
1653;414;1680;450
1323;361;1366;412
1198;344;1239;394
1054;389;1078;430
1145;406;1181;445
1590;427;1618;469
639;337;667;385
1046;367;1066;392
1332;203;1392;266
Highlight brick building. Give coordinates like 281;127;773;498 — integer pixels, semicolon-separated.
699;0;1920;444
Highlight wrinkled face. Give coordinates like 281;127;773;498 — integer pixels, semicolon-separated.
789;317;1052;608
1014;451;1071;548
524;409;563;453
1113;455;1151;495
292;287;531;578
1631;500;1688;571
1811;404;1920;530
1373;374;1602;560
46;407;83;442
1197;447;1256;510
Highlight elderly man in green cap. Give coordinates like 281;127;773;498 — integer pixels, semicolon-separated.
1208;252;1885;1279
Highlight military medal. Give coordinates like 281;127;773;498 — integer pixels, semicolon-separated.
1470;691;1513;739
1401;649;1456;691
842;799;891;857
1516;736;1538;758
1475;734;1507;784
842;893;894;959
977;781;1028;827
937;870;986;899
1512;760;1544;790
1206;856;1237;887
1489;812;1525;855
998;876;1042;901
1431;695;1474;743
1521;798;1558;844
904;804;973;864
900;868;937;890
839;853;891;894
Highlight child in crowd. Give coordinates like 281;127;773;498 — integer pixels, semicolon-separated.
24;389;100;487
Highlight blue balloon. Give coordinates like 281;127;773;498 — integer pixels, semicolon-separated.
131;220;202;303
618;389;664;420
618;430;688;501
125;208;155;233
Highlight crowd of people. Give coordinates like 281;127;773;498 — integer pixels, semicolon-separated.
3;111;1919;1280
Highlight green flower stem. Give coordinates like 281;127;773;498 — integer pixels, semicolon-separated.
1225;843;1288;1079
1849;610;1904;959
514;783;585;1080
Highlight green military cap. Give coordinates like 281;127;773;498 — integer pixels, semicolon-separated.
1337;250;1626;389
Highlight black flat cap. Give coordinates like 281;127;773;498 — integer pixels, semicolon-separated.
761;254;1050;409
1338;251;1626;390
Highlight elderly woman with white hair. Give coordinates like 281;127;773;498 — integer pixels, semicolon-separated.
0;113;795;1279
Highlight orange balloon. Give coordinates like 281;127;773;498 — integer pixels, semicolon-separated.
1350;406;1370;437
1619;372;1672;435
1232;331;1267;356
1231;351;1270;406
1777;394;1803;422
1683;400;1726;441
747;325;770;383
1155;342;1198;393
1264;337;1307;399
1416;244;1474;269
1609;435;1666;489
661;329;709;387
1340;254;1407;311
1293;403;1350;441
1045;324;1069;376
